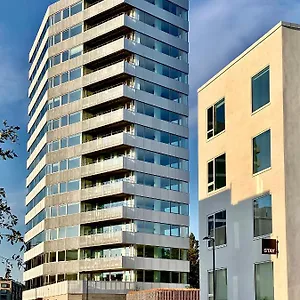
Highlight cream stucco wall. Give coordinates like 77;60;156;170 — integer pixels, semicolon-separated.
198;22;288;299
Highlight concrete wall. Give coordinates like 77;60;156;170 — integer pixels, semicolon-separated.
282;23;300;299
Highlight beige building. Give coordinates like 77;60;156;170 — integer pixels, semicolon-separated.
198;21;300;300
24;0;189;299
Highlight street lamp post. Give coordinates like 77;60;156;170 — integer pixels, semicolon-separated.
203;236;216;300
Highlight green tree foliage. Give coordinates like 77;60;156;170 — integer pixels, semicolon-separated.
0;121;24;278
188;232;200;288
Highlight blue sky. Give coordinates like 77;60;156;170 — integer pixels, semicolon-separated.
1;0;300;281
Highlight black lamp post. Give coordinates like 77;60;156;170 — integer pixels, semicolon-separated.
203;236;216;300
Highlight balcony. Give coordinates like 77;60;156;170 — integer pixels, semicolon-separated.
81;181;130;201
23;280;136;300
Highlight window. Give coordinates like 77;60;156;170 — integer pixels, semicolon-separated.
70;24;82;37
253;130;271;174
252;67;270;112
70;45;83;59
69;112;81;124
208;269;228;300
207;210;227;247
71;2;82;15
66;250;78;261
255;262;274;300
208;154;226;192
70;67;81;81
253;194;272;237
207;99;225;139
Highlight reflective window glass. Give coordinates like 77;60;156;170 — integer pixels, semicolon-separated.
254;194;272;237
63;8;70;19
252;67;270;112
67;180;80;191
253;130;271;174
70;68;81;80
70;24;82;37
69;112;81;124
71;2;82;15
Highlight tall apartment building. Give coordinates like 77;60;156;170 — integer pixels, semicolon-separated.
198;21;300;300
23;0;189;299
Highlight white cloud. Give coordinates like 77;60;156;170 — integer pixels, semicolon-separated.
189;0;300;127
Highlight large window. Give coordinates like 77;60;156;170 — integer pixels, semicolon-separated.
255;262;274;300
253;194;272;237
207;99;225;139
253;130;271;174
252;67;270;112
207;210;227;247
208;269;228;300
208;154;226;192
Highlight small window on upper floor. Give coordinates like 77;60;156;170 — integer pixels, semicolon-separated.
252;67;270;112
207;98;225;139
208;154;226;193
253;129;271;174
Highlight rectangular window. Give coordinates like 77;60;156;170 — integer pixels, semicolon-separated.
68;134;81;146
68;203;80;214
207;98;225;139
67;180;80;192
253;129;271;174
255;262;274;300
62;30;70;41
63;7;70;19
66;250;78;261
208;154;226;192
208;269;228;300
68;157;80;169
69;112;81;124
71;2;82;16
207;210;226;247
70;67;81;81
252;67;270;112
70;24;82;37
70;45;83;59
254;194;272;237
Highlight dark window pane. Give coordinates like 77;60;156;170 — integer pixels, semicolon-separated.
145;245;154;258
145;270;154;282
253;130;271;174
137;245;144;257
161;271;170;283
215;210;227;246
137;270;144;282
252;67;270;112
215;154;226;189
215;99;225;135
